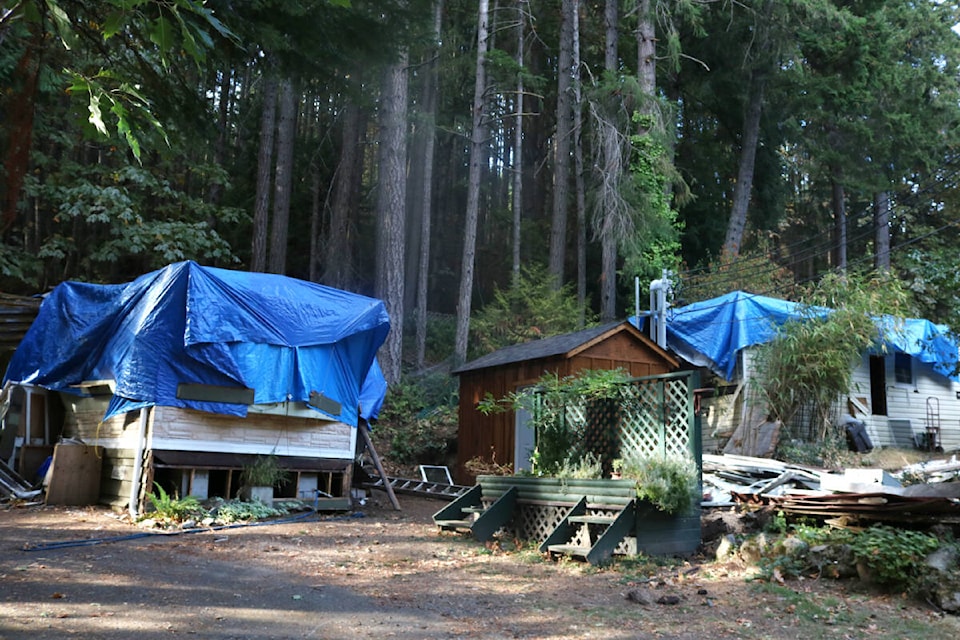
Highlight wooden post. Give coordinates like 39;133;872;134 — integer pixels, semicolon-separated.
360;426;400;510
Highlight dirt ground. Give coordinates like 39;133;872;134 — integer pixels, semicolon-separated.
2;492;958;640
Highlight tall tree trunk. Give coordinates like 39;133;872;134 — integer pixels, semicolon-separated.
548;0;575;287
599;0;619;321
874;190;890;272
324;103;363;289
454;0;490;365
604;0;618;71
831;173;847;270
415;0;443;370
573;0;587;327
250;74;278;273
205;67;233;215
308;151;322;282
722;71;765;259
268;76;297;275
1;27;43;239
722;0;773;260
375;53;410;384
511;1;525;278
636;0;655;98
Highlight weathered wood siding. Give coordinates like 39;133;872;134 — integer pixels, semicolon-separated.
59;395;357;509
150;406;355;459
61;395;144;447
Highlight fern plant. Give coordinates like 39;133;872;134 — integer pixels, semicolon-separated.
146;484;203;523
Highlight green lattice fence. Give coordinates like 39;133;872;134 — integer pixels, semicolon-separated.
537;370;699;471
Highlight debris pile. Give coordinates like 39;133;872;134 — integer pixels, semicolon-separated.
702;453;960;525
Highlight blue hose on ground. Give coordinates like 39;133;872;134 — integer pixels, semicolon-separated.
22;508;366;553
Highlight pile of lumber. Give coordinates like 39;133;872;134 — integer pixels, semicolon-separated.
702;453;960;525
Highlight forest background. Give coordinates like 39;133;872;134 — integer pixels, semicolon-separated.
2;0;960;386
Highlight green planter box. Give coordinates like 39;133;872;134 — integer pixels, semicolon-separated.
634;499;701;556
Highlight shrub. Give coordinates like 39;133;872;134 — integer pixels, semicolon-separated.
469;265;592;358
240;455;290;488
375;372;458;466
618;455;700;515
848;525;939;590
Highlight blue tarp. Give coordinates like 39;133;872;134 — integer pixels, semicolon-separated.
3;261;391;426
657;290;958;382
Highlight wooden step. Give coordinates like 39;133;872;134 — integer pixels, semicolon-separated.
568;515;616;525
434;519;474;530
461;506;487;514
547;544;591;558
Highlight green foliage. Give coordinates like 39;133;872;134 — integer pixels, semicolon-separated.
19;160;239;285
470;265;594;357
146;484;204;523
554;452;604;481
679;240;798;304
484;368;634;476
755;523;942;595
776;432;846;469
620;111;684;283
848;525;940;590
617;455;700;515
240;455;290;488
209;498;286;523
8;0;236;160
754;271;913;442
376;372;458;466
0;246;42;288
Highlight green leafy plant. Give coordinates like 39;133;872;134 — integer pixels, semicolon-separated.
555;452;604;480
754;271;914;444
481;368;635;476
376;372;458;466
209;498;286;523
469;265;594;357
619;454;700;515
240;455;291;489
146;484;204;523
848;525;939;591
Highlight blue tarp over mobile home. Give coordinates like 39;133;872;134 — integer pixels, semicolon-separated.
659;290;958;382
3;261;390;426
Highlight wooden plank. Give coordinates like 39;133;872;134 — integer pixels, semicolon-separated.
45;443;103;506
176;383;256;405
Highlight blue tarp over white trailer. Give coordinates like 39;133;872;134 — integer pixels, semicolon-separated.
3;261;391;426
650;290;958;382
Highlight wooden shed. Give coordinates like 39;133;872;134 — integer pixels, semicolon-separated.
453;321;679;484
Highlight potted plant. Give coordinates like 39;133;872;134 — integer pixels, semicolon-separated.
239;455;290;503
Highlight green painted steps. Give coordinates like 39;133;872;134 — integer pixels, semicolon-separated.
432;485;518;542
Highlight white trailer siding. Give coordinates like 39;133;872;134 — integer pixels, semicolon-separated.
847;353;960;451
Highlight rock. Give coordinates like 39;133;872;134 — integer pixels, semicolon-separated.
739;533;772;564
625;588;656;605
715;534;738;561
779;535;809;558
807;543;858;580
656;595;681;605
926;546;959;574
